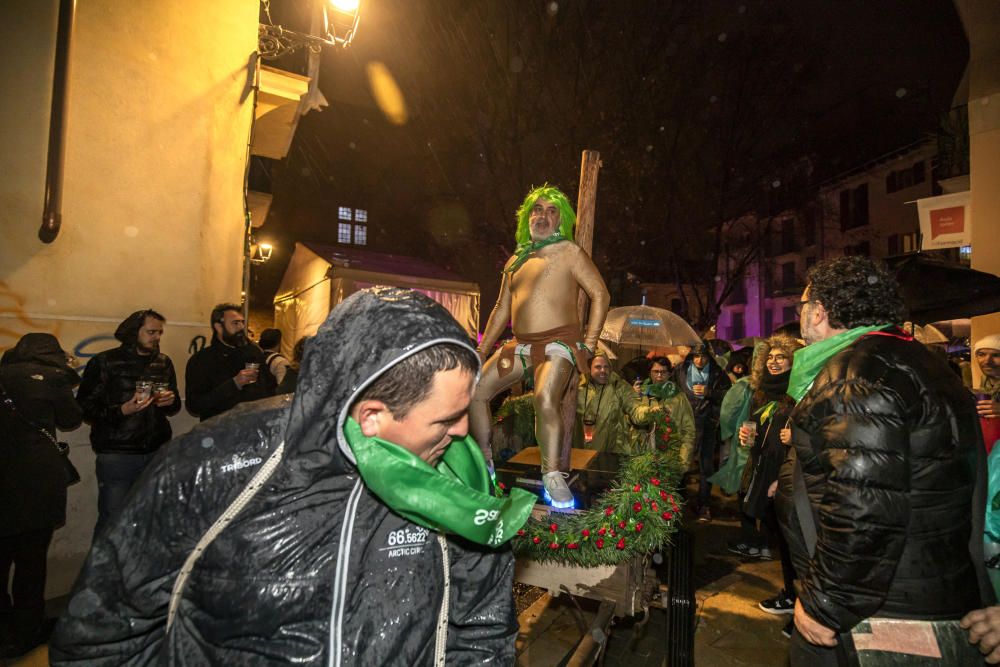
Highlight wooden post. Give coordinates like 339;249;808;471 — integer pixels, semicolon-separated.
560;150;602;471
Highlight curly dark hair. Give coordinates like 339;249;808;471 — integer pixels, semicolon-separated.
806;256;905;329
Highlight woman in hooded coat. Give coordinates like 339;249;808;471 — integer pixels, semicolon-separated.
0;333;83;658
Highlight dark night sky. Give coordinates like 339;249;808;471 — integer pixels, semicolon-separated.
251;0;968;325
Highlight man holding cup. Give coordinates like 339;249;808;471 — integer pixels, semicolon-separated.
674;343;731;522
77;309;181;533
974;334;1000;452
184;303;274;422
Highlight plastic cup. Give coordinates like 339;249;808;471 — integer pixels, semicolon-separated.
245;361;260;384
135;380;152;402
742;420;757;446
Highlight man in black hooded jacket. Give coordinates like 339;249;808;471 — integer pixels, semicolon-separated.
51;287;533;666
76;310;180;534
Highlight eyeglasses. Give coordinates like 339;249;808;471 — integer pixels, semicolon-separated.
794;300;812;317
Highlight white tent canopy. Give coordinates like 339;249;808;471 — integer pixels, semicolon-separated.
273;242;480;358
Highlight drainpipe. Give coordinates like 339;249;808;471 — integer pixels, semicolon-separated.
39;0;77;244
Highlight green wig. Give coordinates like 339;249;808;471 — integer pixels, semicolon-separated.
514;184;576;245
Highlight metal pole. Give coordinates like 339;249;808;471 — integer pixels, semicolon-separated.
39;0;77;243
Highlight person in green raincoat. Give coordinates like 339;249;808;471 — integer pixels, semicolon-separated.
574;353;645;454
629;357;696;465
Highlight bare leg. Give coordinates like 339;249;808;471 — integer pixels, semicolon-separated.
531;356;575;474
469;351;526;466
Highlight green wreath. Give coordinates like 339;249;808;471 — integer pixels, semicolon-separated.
505;408;685;567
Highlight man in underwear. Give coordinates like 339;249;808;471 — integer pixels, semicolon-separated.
470;185;610;507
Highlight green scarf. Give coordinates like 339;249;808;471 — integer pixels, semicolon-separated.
641;379;680;401
504;232;568;273
787;325;891;402
343;418;536;547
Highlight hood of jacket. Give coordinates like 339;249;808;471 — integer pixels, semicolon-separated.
276;286;479;485
114;310;151;345
2;333;78;385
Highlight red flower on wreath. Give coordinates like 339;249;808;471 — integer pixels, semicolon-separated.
605;506;614;516
533;536;541;544
517;529;525;536
651;501;658;511
598;527;607;536
665;427;672;434
632;502;643;512
596;538;605;549
651;478;661;486
662;511;673;520
499;482;506;490
633;483;642;492
549;523;558;533
660;490;669;500
635;522;644;532
618;520;626;529
582;529;591;538
567;543;579;550
549;542;560;550
616;538;626;549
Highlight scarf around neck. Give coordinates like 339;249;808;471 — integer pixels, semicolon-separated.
343;418;535;547
787;325;891;402
505;232;567;273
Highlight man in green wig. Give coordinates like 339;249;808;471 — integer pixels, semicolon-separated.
470;185;610;508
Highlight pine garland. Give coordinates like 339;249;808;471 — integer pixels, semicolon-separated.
494;393;537;446
508;408;685;566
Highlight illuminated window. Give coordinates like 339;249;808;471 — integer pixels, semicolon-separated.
338;223;352;243
354;225;367;245
338;207;352;220
354;209;368;222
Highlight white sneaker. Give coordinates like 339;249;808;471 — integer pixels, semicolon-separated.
542;471;574;509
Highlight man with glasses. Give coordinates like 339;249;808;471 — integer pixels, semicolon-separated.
185;303;274;421
775;256;992;665
631;357;695;464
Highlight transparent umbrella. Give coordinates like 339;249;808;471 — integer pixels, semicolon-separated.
599;305;701;350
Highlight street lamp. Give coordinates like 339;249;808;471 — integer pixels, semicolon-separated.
258;0;361;59
242;238;275;322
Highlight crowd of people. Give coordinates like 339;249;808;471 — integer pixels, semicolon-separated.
568;255;1000;664
2;251;1000;664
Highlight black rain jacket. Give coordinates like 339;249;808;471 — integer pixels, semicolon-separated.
76;312;181;454
775;331;994;633
51;287;518;666
0;334;83;536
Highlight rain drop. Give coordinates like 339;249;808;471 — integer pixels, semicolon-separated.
349;142;357;150
646;145;653;152
509;56;524;73
546;1;558;16
895;88;907;98
772;179;781;188
709;95;718;103
718;33;727;42
201;437;214;449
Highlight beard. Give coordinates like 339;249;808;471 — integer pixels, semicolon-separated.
222;329;248;347
136;340;159;355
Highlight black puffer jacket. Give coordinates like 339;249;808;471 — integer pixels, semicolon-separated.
775;332;992;632
0;334;83;536
76;312;181;454
51;288;517;666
